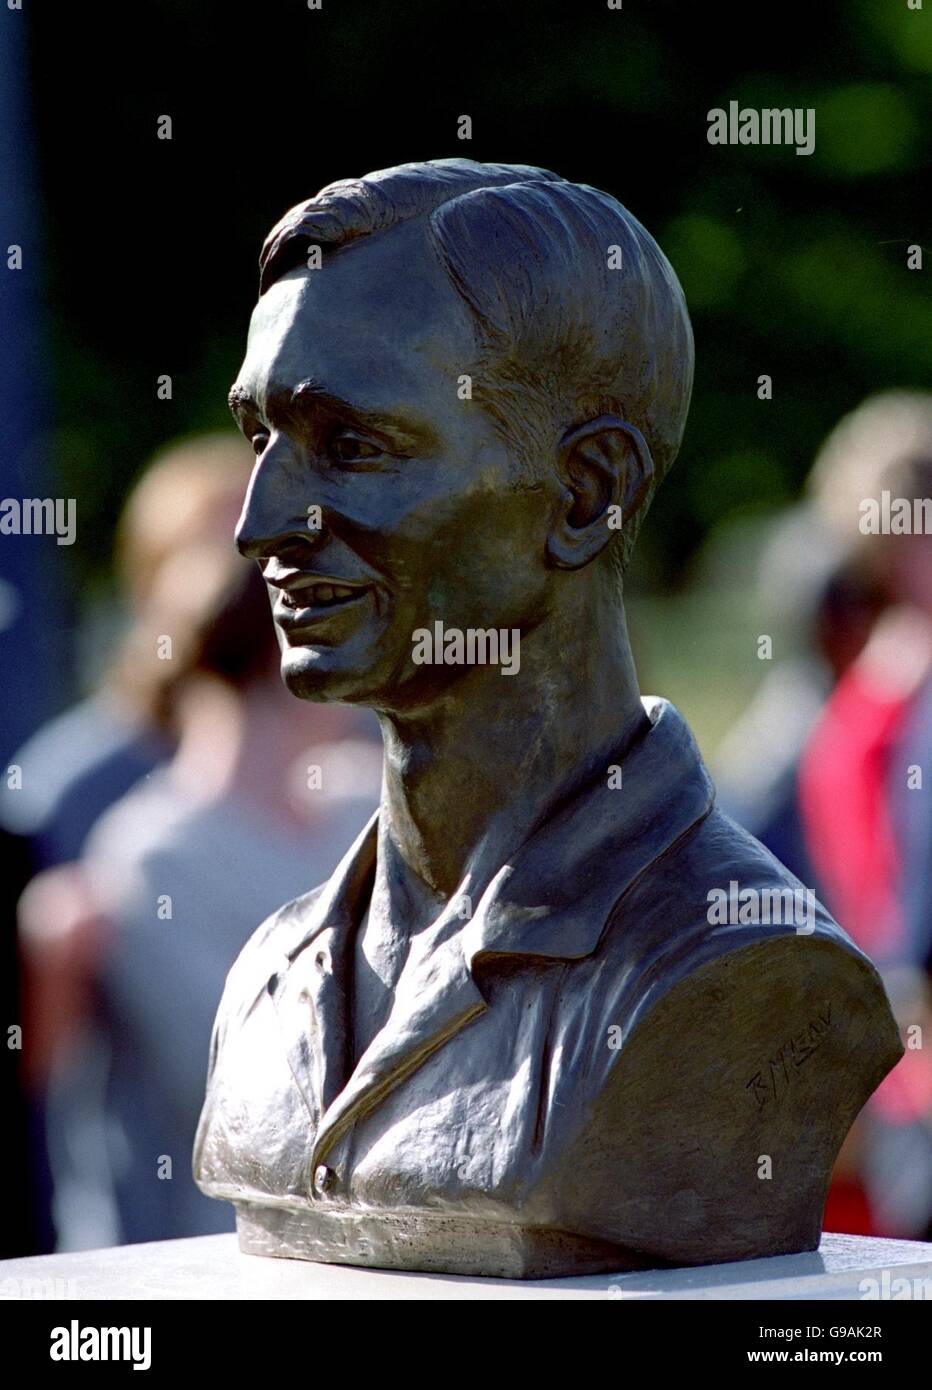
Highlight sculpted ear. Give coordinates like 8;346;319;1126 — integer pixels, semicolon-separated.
546;415;654;570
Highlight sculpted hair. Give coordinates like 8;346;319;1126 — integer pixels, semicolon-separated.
259;159;694;572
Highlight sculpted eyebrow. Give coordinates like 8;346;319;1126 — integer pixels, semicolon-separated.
290;379;408;437
228;379;424;446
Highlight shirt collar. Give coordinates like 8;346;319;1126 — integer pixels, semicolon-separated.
282;696;715;969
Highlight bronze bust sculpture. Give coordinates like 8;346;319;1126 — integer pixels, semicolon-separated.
193;159;903;1278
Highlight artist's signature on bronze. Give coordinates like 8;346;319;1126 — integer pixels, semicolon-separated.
747;1003;833;1110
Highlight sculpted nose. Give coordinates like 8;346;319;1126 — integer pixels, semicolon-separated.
235;459;319;561
234;501;274;561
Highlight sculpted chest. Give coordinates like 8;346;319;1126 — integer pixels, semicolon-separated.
196;930;584;1221
194;855;903;1280
193;729;904;1278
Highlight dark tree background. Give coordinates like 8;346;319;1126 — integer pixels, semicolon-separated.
6;0;932;689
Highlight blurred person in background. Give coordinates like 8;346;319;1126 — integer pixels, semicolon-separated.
720;393;932;1240
798;393;932;1241
801;394;932;974
16;434;380;1248
2;433;257;1250
0;434;254;871
715;510;885;891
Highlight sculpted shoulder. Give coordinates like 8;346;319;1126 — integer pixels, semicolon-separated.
215;883;327;1024
608;803;866;976
550;806;904;1264
576;802;903;1113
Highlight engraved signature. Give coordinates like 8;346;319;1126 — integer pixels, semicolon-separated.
746;1002;833;1111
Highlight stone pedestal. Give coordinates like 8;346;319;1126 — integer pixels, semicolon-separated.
2;1232;932;1300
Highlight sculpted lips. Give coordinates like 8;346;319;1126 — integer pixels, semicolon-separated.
268;568;372;634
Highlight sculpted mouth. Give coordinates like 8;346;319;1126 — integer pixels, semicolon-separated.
272;576;372;633
280;583;361;609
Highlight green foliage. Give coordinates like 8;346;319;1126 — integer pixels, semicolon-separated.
30;0;931;594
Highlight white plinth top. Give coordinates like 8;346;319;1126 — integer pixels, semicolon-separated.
2;1232;932;1300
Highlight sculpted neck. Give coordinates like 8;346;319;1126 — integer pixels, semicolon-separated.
375;577;646;903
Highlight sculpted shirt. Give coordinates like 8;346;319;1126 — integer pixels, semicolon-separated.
193;698;903;1277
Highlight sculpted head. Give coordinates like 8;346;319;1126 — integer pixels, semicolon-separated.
230;159;693;709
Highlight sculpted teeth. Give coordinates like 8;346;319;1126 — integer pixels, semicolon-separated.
283;583;359;609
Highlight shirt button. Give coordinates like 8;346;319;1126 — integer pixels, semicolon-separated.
313;1164;335;1194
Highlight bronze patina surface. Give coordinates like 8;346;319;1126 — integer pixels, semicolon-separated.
193;160;903;1277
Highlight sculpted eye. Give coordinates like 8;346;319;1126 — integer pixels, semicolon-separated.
329;432;384;464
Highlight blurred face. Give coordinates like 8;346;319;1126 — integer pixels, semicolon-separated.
885;532;932;620
230;218;553;709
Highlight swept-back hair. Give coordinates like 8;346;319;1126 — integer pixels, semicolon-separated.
258;159;694;570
